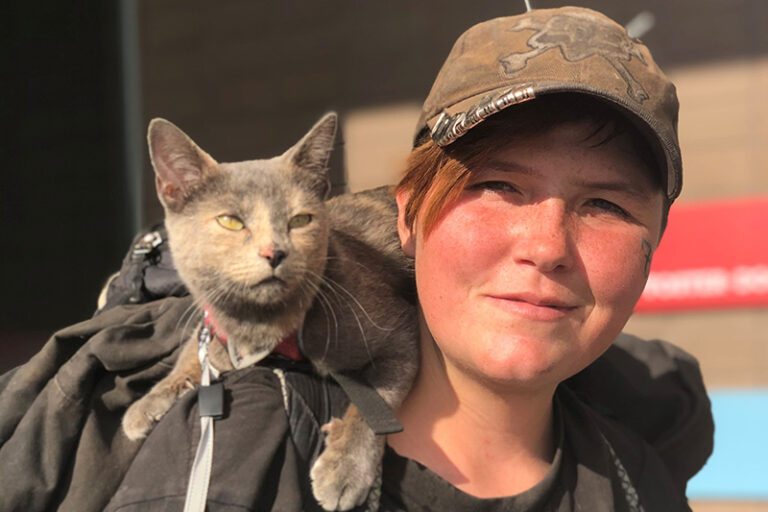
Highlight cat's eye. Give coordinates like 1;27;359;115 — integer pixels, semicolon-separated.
216;214;244;231
288;213;312;229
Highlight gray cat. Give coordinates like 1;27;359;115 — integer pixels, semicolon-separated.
121;113;418;510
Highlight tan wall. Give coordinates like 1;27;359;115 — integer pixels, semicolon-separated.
671;57;768;202
344;104;419;192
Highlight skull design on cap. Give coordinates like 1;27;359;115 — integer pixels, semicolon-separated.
500;11;650;103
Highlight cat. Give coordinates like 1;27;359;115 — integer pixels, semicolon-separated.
121;112;418;511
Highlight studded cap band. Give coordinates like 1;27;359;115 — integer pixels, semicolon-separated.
431;86;536;147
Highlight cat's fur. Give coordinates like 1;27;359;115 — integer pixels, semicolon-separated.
121;113;418;511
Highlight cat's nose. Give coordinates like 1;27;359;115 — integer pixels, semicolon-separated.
266;250;287;269
260;245;287;269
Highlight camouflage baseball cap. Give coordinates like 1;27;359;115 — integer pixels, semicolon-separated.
416;6;682;200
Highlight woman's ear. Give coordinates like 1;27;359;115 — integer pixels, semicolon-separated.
396;189;416;258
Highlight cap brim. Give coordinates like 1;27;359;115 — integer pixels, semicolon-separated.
421;82;681;200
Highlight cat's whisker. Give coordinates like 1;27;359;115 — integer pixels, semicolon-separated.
180;309;201;340
308;270;376;367
323;255;376;275
206;285;227;307
301;273;341;360
306;269;348;312
316;280;344;315
320;272;397;333
221;280;240;309
306;269;347;312
175;298;202;335
315;285;342;350
203;282;238;320
301;279;336;362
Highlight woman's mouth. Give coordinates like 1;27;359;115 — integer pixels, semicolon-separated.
486;293;578;321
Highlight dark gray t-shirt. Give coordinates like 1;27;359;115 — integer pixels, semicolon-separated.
380;390;690;512
380;401;565;511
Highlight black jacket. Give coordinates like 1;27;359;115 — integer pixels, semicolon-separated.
0;294;712;511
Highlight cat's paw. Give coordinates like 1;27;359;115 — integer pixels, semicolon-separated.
122;392;176;441
310;418;380;511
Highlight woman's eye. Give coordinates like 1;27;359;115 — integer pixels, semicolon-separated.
288;213;312;229
471;181;518;193
587;198;629;218
216;214;244;231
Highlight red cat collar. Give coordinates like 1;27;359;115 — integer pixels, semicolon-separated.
203;306;304;362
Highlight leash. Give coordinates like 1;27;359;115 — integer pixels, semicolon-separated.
183;309;300;511
183;314;223;512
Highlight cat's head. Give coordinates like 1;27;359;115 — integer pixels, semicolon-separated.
147;113;337;318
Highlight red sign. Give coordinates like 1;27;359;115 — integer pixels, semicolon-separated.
635;196;768;312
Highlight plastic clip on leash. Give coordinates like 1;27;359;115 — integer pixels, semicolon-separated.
183;312;223;512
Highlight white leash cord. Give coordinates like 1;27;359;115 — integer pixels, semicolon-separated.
183;322;221;512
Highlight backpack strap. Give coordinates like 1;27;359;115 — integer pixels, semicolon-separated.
330;370;403;435
96;224;188;315
270;361;383;512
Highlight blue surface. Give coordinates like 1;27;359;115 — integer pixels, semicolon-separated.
687;389;768;500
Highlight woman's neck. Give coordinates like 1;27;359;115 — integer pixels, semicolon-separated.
387;326;557;498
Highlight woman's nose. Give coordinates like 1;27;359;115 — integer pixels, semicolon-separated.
510;199;573;272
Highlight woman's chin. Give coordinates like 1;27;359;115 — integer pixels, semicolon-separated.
454;356;559;393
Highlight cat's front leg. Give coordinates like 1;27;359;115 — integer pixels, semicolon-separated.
122;336;201;440
310;404;383;511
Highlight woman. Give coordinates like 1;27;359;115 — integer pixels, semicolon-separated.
0;6;711;512
379;6;710;510
383;97;685;509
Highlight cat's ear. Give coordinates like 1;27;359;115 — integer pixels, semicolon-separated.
286;112;337;198
148;118;218;211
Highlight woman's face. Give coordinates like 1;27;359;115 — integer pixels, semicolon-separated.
397;122;665;391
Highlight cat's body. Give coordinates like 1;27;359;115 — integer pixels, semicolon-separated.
122;114;418;511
